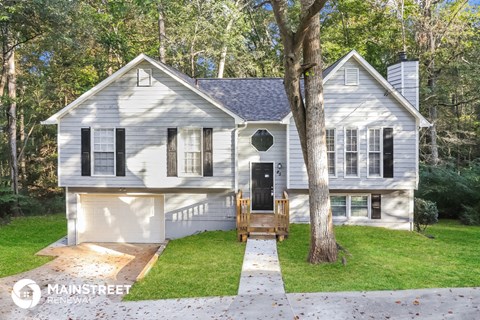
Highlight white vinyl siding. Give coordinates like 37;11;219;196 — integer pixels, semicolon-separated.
289;191;413;229
326;129;336;176
58;61;235;189
238;124;287;199
93;128;115;176
179;128;202;176
345;129;358;177
289;57;417;190
368;128;382;177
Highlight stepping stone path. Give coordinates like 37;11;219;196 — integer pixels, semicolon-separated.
225;239;295;319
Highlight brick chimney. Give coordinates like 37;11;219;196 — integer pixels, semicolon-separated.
387;52;419;109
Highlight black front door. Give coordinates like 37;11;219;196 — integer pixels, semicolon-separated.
251;162;274;211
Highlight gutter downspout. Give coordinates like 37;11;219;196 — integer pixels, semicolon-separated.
234;122;248;193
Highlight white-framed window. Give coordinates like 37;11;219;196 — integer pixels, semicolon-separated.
326;129;336;176
350;195;369;217
178;128;202;176
345;68;359;86
368;128;382;177
345;129;358;177
93;128;115;176
331;194;370;219
331;195;347;217
137;68;152;87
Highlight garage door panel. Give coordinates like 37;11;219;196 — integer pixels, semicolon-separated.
78;195;164;243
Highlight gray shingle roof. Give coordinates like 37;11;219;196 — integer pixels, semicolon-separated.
197;78;289;121
153;54;349;122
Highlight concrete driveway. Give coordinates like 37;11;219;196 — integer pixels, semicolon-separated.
0;238;160;320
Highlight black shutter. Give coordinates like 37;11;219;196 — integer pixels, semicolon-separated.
371;194;381;219
383;128;394;178
167;128;177;177
81;128;91;176
203;128;213;176
116;128;126;176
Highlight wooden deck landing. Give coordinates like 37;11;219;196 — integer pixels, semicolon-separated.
236;191;289;242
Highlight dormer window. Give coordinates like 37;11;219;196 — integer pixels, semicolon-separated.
345;68;359;86
137;68;152;87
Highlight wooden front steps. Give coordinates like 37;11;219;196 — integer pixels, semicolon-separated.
236;191;290;242
239;213;288;242
248;213;276;240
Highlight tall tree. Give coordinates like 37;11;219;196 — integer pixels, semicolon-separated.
414;0;470;165
270;0;337;263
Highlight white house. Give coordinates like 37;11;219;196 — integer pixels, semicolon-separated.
43;50;430;245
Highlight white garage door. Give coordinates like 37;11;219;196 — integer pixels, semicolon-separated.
78;195;164;243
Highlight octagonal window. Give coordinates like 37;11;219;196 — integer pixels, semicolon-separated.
251;129;274;152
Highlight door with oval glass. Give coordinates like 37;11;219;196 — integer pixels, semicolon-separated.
251;162;274;211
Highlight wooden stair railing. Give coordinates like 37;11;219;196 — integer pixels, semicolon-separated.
236;190;250;242
274;191;290;241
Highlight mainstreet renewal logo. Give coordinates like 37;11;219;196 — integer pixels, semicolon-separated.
11;279;132;308
11;279;42;309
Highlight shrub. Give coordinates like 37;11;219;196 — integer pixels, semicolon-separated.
417;163;480;219
460;204;480;225
414;198;439;233
0;187;19;223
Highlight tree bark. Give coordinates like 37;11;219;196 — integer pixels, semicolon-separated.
301;0;337;263
19;104;26;186
271;0;337;263
7;48;19;197
217;17;235;78
158;1;166;63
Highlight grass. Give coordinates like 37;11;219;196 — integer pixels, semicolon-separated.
125;230;245;300
277;220;480;292
0;214;66;278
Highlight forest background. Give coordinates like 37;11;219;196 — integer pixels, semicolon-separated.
0;0;479;223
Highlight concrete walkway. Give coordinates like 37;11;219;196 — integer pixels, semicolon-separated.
225;239;295;319
1;237;479;319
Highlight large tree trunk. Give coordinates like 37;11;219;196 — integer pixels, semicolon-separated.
302;0;337;263
157;1;166;63
271;0;337;264
7;48;19;197
217;18;234;78
19;105;26;186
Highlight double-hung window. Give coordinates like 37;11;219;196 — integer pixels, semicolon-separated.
331;194;370;219
167;127;213;177
345;129;358;176
179;128;202;176
326;129;336;176
81;127;125;177
351;195;369;217
368;128;381;177
331;196;347;217
93;128;115;176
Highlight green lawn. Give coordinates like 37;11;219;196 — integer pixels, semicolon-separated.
278;220;480;292
125;230;245;300
0;214;66;278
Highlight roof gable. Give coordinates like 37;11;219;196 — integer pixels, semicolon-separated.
282;50;430;127
42;54;244;125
